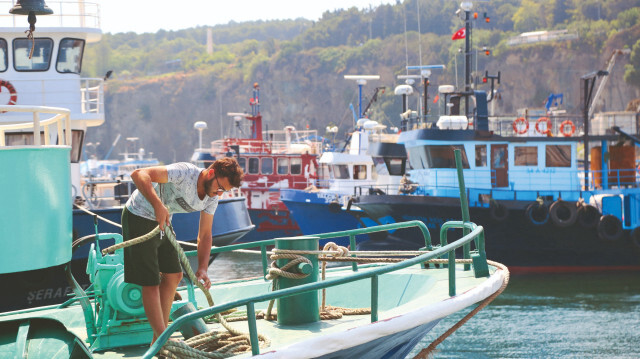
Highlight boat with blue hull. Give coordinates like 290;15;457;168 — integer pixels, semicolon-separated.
352;3;640;273
280;75;409;247
0;2;253;311
0;98;508;357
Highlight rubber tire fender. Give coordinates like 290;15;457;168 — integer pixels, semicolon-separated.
328;200;341;213
597;215;623;241
577;204;600;229
549;200;577;227
489;202;509;221
525;202;549;226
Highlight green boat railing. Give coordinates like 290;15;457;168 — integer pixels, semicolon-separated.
147;221;487;358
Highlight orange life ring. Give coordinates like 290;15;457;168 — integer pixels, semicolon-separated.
0;79;17;113
535;117;552;135
559;120;575;137
512;117;529;134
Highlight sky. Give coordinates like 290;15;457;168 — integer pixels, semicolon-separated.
100;0;397;34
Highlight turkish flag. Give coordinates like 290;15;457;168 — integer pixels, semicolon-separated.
452;27;465;40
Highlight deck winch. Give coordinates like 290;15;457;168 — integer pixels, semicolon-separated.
84;232;202;351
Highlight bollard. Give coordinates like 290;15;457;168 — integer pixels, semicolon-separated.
170;302;209;339
275;236;320;325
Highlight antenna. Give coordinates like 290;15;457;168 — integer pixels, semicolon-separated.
344;75;380;122
193;121;208;149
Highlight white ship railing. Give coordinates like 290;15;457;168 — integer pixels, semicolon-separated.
0;105;71;146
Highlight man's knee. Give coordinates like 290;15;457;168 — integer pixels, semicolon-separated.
162;272;183;284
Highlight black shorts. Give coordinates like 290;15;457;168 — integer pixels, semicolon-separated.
122;207;182;286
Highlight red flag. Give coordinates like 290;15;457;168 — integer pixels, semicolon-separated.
452;27;465;40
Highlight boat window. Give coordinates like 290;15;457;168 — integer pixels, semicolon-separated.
546;145;571;167
514;146;538;166
237;157;247;172
60;130;85;163
425;145;469;169
290;158;302;174
407;147;428;169
0;39;7;72
56;38;85;74
386;158;405;175
248;157;259;174
333;165;350;179
13;38;54;71
277;158;289;174
371;165;378;180
4;132;46;146
261;157;273;175
475;145;487;167
353;165;367;180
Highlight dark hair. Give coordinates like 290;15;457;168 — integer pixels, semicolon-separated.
210;157;244;187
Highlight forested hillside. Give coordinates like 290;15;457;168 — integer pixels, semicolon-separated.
82;0;640;164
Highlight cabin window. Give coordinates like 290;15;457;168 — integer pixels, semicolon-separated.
61;130;84;163
386;158;405;175
514;146;538;166
353;165;367;180
290;158;302;174
56;38;85;74
373;157;388;176
475;145;487;167
409;145;470;169
248;157;259;174
0;39;7;72
13;38;54;71
261;158;273;175
371;165;378;180
277;158;289;174
546;145;571;167
333;165;349;179
237;157;247;172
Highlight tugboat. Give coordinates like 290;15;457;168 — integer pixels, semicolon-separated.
352;2;640;273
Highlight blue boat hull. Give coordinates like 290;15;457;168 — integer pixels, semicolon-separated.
235;207;303;243
280;189;379;247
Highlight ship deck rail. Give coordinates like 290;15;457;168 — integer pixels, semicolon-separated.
0;1;100;29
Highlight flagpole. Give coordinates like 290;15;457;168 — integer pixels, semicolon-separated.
462;1;472;118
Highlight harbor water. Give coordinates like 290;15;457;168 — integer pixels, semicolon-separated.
209;251;640;358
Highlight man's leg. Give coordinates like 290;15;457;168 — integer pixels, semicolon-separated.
142;285;165;342
159;272;183;333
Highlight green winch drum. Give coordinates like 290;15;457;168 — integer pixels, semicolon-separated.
275;236;320;325
0;146;72;274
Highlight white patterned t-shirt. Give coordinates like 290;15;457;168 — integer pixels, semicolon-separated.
125;162;218;221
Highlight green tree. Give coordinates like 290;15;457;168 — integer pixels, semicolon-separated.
624;39;640;90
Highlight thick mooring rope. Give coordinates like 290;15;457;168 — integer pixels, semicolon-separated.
101;225;270;357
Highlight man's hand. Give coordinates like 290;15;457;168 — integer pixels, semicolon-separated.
195;268;211;290
153;203;171;231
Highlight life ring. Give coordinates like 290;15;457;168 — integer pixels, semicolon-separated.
0;79;17;113
525;202;549;226
535;117;552;135
559;120;575;137
549;200;577;227
512;117;529;135
489;202;509;221
576;204;600;229
597;215;623;241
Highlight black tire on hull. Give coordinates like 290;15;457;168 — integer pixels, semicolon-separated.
577;204;600;229
549;200;578;227
525;202;549;226
597;215;623;241
489;202;509;221
630;227;640;250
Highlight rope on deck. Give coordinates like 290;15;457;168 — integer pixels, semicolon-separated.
101;224;270;358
